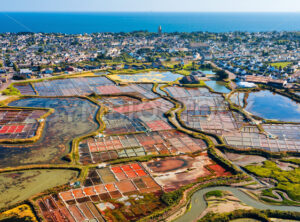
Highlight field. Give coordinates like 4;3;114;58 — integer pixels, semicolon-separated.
165;86;300;153
14;84;36;95
268;62;292;69
59;163;160;205
225;124;300;153
37;164;161;221
99;193;165;221
0;170;78;209
108;71;183;83
224;152;266;166
165;86;238;135
0;97;99;168
4;72;300;222
204;191;253;216
101;97;174;134
244;160;300;202
19;77;159;99
142;153;230;191
79;130;207;164
0;204;38;222
0;108;47;140
37;194;104;222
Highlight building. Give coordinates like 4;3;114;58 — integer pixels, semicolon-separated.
158;26;162;35
245;75;287;88
19;69;32;78
237;81;257;88
179;75;200;84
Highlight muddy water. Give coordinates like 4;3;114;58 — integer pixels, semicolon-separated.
0;97;99;167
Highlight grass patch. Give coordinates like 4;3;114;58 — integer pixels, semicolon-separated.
268;62;292;69
0;204;37;222
1;85;20;96
244;160;300;202
205;190;224;198
0;169;78;209
281;158;300;166
175;70;191;76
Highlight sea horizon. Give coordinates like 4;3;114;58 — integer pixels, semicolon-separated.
0;12;300;33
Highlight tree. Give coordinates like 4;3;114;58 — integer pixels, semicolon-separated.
13;63;19;72
216;70;228;80
192;61;196;70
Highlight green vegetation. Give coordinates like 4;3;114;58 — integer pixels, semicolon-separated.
268;62;292;69
0;169;78;208
0;216;34;222
103;193;165;221
181;81;206;88
198;209;269;222
141;177;246;222
175;70;191;76
215;70;229;80
281;158;300;165
205;190;224;198
1;85;20;96
198;209;300;222
244;161;300;202
161;189;183;206
0;204;37;222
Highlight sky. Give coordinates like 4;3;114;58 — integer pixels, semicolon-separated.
0;0;300;12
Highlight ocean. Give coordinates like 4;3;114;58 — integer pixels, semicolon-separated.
0;12;300;33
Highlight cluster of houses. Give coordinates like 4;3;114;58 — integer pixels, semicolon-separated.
0;31;299;87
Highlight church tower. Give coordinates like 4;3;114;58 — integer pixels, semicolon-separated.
158;25;162;35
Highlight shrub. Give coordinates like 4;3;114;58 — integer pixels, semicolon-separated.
160;189;183;206
205;190;223;198
216;70;228;80
1;85;21;95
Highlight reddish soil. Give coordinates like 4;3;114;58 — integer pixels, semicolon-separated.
111;166;122;173
121;165;132;171
68;205;86;222
147;158;187;173
105;183;118;192
135;170;147;176
60;191;74;201
94;184;107;194
83;187;96;196
72;189;85;198
115;180;137;193
208;164;231;176
125;170;138;178
130;163;142;170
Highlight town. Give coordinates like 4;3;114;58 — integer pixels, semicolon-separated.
0;30;300;89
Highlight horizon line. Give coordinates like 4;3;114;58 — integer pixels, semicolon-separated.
1;11;300;13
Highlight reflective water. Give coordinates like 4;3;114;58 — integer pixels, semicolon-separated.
205;81;231;93
245;90;300;122
199;69;216;75
0;97;99;167
112;71;183;82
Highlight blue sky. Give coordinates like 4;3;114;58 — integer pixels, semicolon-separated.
1;0;300;12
